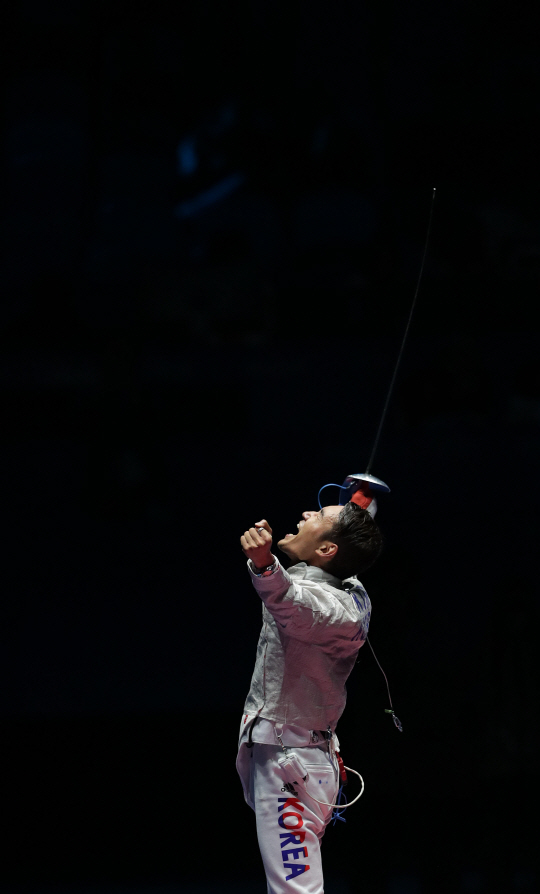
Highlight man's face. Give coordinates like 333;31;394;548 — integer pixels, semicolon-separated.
277;505;344;567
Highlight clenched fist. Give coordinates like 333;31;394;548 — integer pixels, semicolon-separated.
240;519;274;570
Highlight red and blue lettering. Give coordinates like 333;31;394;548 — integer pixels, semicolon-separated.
278;797;310;881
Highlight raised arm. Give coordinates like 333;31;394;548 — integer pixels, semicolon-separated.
240;519;366;648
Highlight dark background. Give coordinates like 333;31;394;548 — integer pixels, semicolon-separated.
2;1;539;892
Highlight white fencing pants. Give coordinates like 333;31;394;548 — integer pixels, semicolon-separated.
236;741;339;893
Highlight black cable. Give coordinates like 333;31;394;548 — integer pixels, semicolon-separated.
366;637;403;732
366;188;437;474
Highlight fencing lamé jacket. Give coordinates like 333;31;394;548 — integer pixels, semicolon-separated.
243;557;371;732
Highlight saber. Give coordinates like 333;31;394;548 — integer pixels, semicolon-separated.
366;186;437;477
318;187;437;513
318;189;437;734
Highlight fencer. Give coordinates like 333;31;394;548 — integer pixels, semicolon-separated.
237;497;383;893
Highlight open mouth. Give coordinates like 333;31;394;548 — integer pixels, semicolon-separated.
282;520;305;540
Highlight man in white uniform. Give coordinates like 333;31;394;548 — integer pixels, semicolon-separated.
237;500;383;893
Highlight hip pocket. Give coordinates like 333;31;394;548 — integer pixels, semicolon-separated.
301;759;338;817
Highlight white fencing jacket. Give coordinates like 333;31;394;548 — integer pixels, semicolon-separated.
243;557;371;733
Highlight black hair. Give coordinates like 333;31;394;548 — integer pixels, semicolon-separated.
325;502;383;579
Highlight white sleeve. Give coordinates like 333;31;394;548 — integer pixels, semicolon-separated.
247;559;366;648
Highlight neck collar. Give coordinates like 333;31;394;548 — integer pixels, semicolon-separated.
287;561;343;588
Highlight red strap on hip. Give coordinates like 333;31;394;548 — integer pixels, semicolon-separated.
336;753;348;785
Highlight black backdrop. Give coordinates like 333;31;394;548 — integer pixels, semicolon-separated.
3;1;540;892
